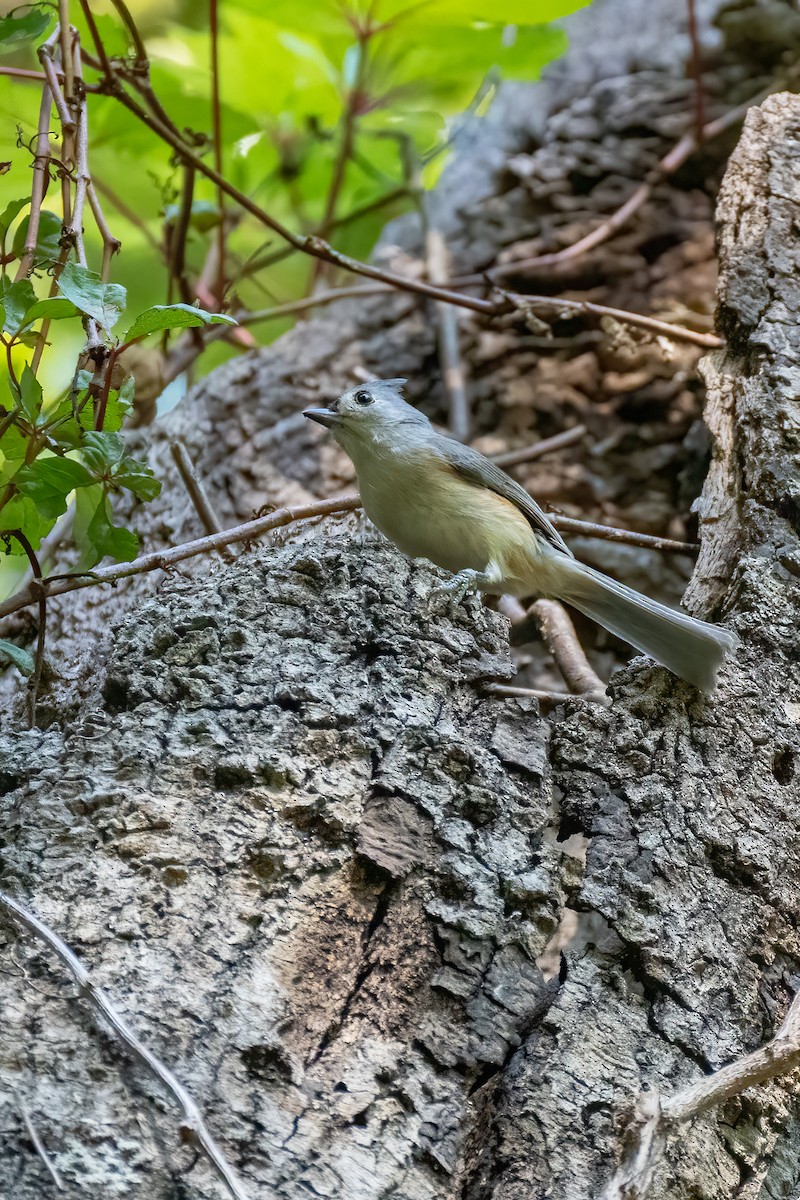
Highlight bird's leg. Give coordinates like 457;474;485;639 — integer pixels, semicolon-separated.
429;561;503;610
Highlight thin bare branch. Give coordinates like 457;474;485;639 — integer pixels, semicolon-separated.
170;440;235;562
90;74;720;347
3;531;46;727
0;492;698;624
493;425;586;468
482;682;607;705
18;1100;64;1191
488;83;776;280
686;0;706;144
87;183;122;282
530;598;607;696
209;0;226;304
602;990;800;1200
0;890;252;1200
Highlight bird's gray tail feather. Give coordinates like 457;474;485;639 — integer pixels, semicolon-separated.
555;558;736;692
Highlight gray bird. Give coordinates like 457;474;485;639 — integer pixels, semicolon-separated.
304;379;736;692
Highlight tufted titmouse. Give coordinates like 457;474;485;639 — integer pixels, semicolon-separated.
304;379;735;691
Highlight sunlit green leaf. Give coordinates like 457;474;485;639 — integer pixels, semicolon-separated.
57;261;127;330
1;278;36;335
80;430;125;475
19;298;80;328
0;495;53;550
0;7;53;50
0;197;28;240
125;303;237;341
18;365;42;424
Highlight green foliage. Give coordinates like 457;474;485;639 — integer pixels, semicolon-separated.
0;637;34;676
0;0;586;609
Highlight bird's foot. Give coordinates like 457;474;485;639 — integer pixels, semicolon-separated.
428;569;481;612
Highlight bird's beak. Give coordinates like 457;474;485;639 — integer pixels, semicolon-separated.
303;407;340;429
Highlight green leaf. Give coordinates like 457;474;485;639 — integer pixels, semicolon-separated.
16;455;94;520
18;365;42;424
0;425;28;486
19;298;80;328
0;198;29;241
114;456;161;501
0;638;34;677
57;261;127;330
12;211;63;267
80;431;125;475
74;485;138;566
163;199;222;232
125;304;237;341
0;7;53;50
1;278;36;335
0;495;53;550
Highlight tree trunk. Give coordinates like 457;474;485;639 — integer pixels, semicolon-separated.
2;3;800;1199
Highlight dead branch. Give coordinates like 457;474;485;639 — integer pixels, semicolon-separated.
0;889;252;1200
17;1098;64;1191
602;991;800;1200
170;439;236;562
530;598;607;696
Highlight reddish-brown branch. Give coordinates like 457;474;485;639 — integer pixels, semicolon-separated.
209;0;226;304
530;598;607;696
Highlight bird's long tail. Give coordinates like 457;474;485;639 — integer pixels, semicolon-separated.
551;557;736;692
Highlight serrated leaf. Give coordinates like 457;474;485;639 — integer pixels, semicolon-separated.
12;211;63;268
0;8;53;50
0;278;36;335
0;198;29;241
16;455;94;520
57;260;127;330
19;298;80;328
18;365;42;423
125;304;237;341
0;638;35;676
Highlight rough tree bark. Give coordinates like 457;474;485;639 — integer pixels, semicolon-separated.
2;3;800;1199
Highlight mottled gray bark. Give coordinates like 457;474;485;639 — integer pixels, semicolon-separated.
2;4;800;1200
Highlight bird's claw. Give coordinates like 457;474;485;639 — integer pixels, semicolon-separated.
428;569;480;612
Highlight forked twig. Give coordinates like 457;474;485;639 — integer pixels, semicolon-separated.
0;889;252;1200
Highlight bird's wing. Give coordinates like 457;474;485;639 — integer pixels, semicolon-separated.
439;438;573;557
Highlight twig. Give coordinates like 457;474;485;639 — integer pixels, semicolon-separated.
18;1099;64;1190
311;24;371;286
503;290;723;350
0;889;251;1200
14;85;53;282
168;164;196;304
487;85;774;280
87;182;122;282
530;598;607;696
427;226;470;441
93;175;162;256
601;990;800;1200
0;496;362;620
493;425;586;468
686;0;706;145
87;74;719;347
170;440;235;562
58;0;73;100
209;0;226;305
482;682;607;705
0;494;698;623
552;517;696;554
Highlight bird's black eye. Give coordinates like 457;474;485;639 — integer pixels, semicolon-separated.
354;389;373;406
